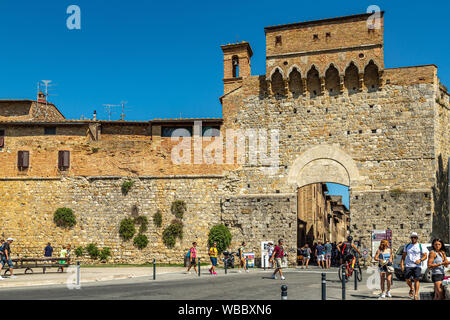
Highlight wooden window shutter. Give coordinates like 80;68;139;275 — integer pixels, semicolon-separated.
18;151;29;169
59;151;70;170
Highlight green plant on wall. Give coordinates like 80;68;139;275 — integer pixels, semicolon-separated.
171;200;186;219
119;218;136;241
53;208;76;228
134;215;149;233
390;188;403;197
74;247;84;257
162;219;183;248
121;180;134;195
207;224;232;254
99;247;111;261
133;234;149;250
86;243;100;259
153;210;163;228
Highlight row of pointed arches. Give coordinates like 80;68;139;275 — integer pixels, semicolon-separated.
269;60;381;97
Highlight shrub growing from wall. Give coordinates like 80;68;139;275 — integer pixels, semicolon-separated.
208;224;232;254
53;208;76;228
119;218;136;241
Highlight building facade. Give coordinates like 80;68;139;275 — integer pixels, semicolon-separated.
0;12;448;264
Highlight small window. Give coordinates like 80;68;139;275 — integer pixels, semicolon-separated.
0;130;4;148
161;126;192;138
275;35;282;46
45;127;56;135
313;34;319;40
202;126;220;137
18;151;30;170
326;32;331;38
58;151;70;171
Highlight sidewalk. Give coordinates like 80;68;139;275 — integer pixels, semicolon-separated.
0;266;186;288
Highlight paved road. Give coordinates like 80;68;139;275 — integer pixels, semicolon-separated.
0;267;399;300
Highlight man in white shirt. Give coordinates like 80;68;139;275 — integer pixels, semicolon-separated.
400;232;428;300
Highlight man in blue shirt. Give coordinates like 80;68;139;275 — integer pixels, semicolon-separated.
315;242;325;269
324;240;333;269
44;243;53;258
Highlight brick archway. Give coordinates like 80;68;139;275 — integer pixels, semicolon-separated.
287;144;362;188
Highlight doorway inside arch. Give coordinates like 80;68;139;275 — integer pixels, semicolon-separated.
297;183;350;265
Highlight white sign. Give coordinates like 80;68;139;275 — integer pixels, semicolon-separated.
261;241;273;268
362;248;369;258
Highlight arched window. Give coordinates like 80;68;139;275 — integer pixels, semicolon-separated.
307;66;320;98
271;69;285;96
232;56;239;78
288;68;302;95
344;62;359;94
325;65;340;96
364;61;380;92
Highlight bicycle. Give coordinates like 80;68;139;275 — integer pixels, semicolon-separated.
338;257;362;282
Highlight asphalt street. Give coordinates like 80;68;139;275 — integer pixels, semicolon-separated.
0;267;408;300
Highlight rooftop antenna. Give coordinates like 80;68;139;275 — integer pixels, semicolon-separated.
119;101;133;120
37;80;56;121
102;104;120;121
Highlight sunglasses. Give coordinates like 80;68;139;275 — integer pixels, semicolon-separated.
411;237;418;239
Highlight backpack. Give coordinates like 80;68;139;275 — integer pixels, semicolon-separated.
186;248;192;258
0;243;5;256
341;242;352;255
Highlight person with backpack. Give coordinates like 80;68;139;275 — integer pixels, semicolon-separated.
0;238;16;279
186;242;198;275
0;240;4;280
300;244;311;269
337;236;361;270
427;238;448;300
400;232;428;300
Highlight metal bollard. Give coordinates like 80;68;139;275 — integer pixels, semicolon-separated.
76;261;80;287
321;273;326;300
153;258;156;280
198;258;201;277
281;285;288;300
341;265;346;300
264;257;266;271
354;269;358;290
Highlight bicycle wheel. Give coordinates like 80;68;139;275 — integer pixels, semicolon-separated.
338;264;348;282
356;265;362;282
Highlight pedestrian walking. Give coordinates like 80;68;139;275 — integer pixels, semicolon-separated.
208;242;218;275
270;239;286;280
400;232;428;300
186;242;198;275
300;244;311;269
315;242;325;269
374;240;393;298
427;238;449;300
44;242;53;259
237;242;249;273
0;238;16;279
324;240;332;269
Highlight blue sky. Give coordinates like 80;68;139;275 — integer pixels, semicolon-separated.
1;0;448;203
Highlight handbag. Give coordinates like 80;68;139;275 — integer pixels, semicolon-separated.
387;264;395;273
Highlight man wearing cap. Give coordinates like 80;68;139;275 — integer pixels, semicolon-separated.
401;232;427;300
0;238;16;279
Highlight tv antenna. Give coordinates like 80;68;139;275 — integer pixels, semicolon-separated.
37;80;57;120
119;101;133;120
102;104;120;121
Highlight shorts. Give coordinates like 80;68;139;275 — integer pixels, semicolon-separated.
1;257;13;268
210;257;217;266
274;258;282;268
343;254;354;262
190;258;197;266
432;274;444;283
325;253;332;259
404;267;421;281
303;256;310;260
317;255;324;261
